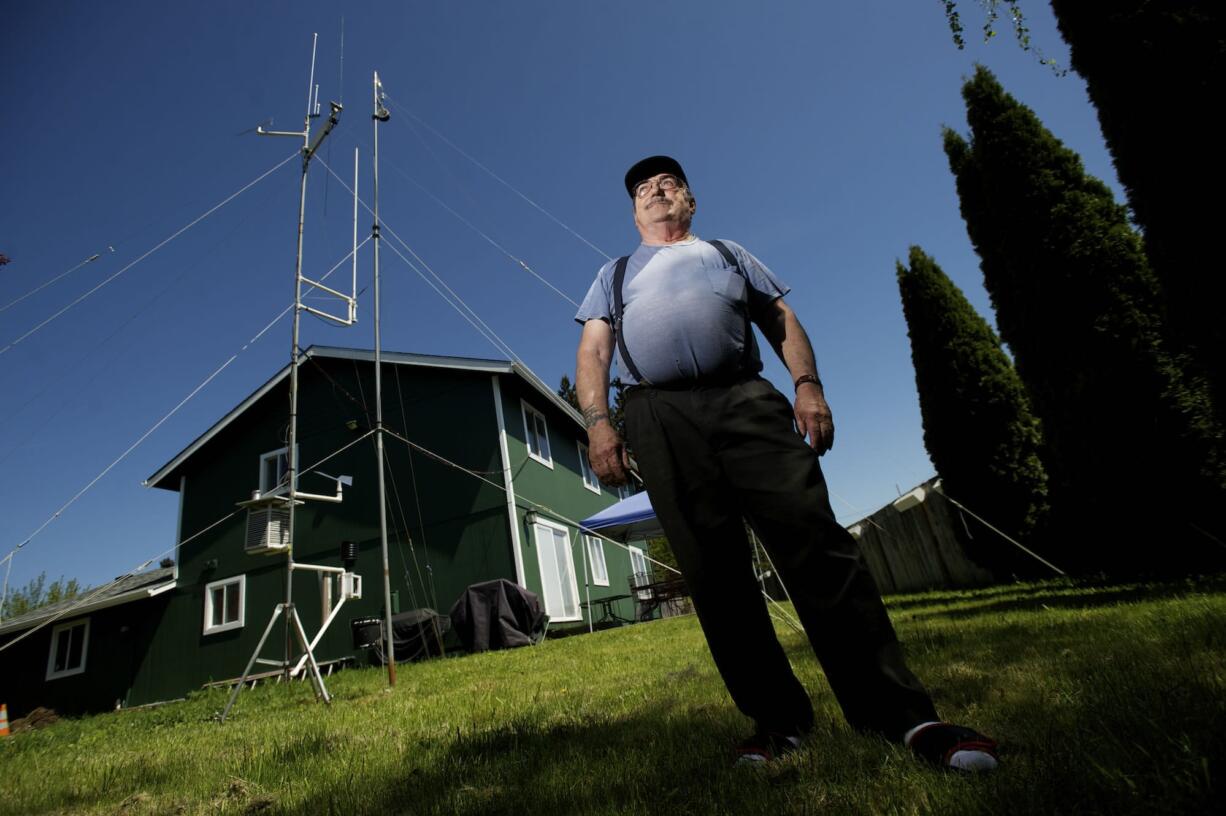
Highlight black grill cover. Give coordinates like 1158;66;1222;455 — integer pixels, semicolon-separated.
359;608;450;664
449;579;547;652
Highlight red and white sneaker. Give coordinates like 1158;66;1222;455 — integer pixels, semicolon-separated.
734;731;805;765
905;721;999;772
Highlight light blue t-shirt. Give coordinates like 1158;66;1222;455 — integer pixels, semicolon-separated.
574;237;790;386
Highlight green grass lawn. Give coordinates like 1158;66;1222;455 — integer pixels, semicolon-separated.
2;577;1223;815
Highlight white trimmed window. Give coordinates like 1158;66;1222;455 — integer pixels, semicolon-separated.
258;446;298;496
532;520;580;621
577;443;600;494
46;618;89;680
629;546;651;597
585;535;609;586
203;575;246;635
521;402;553;467
601;481;633;500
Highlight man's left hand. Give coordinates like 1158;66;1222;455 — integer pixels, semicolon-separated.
795;383;834;454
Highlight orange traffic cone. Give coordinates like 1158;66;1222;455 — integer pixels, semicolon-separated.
0;704;9;736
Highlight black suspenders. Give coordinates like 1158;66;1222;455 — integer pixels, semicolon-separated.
611;239;752;386
611;254;644;384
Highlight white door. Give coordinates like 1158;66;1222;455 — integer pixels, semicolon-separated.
533;522;580;621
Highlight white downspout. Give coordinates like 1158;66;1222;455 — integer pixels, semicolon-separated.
491;376;527;587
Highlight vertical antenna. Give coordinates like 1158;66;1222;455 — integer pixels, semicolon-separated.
321;21;345;216
372;70;396;686
0;552;13;623
351;147;359;324
337;17;345;104
305;32;318;116
282;32;319;683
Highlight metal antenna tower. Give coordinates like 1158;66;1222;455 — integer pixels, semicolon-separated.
371;71;397;685
221;33;354;722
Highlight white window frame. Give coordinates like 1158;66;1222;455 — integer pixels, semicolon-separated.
629;546;651;598
577;442;601;494
600;481;633;500
532;519;581;622
203;574;247;635
584;534;609;586
45;618;90;680
258;445;298;497
521;401;553;467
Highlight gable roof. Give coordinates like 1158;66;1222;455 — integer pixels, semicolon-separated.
144;346;583;491
0;567;175;635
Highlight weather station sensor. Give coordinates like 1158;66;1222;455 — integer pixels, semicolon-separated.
341;572;363;600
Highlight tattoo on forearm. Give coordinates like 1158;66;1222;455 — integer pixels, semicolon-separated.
582;407;610;429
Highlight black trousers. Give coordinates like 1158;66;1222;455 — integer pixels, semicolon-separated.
624;377;938;740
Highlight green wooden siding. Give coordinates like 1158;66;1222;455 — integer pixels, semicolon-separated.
4;353;639;715
0;595;170;719
147;359;521;696
496;378;640;628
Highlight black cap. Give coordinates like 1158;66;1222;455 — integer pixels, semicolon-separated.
625;155;689;198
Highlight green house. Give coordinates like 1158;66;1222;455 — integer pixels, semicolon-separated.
0;347;648;718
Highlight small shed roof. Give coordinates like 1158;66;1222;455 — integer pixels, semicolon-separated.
0;566;175;635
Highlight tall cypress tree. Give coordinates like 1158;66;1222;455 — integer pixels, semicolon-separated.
897;246;1050;577
1050;1;1226;425
943;66;1226;576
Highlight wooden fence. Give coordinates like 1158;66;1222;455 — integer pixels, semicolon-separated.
849;480;994;595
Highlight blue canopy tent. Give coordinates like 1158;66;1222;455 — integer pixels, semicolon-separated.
580;490;802;633
578;490;664;542
576;491;670;626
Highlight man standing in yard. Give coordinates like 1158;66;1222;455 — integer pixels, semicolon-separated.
574;155;998;770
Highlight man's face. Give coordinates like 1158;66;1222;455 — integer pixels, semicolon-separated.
632;173;696;232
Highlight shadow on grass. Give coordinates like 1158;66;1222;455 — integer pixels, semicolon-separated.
356;711;1022;816
321;703;849;816
14;578;1224;816
307;652;1226;816
885;575;1226;620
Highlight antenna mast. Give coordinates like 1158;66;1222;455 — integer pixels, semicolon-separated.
372;71;397;685
221;34;349;722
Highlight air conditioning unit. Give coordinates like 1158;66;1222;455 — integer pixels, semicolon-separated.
245;504;291;555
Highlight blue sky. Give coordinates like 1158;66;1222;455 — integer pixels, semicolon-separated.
0;1;1121;592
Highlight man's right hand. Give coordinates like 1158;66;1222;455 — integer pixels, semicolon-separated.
576;318;630;484
587;421;631;486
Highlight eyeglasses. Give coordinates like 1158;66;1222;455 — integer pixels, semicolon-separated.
634;174;683;199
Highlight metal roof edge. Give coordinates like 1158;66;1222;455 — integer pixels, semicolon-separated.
510;361;585;429
143;360;293;490
308;346;513;374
